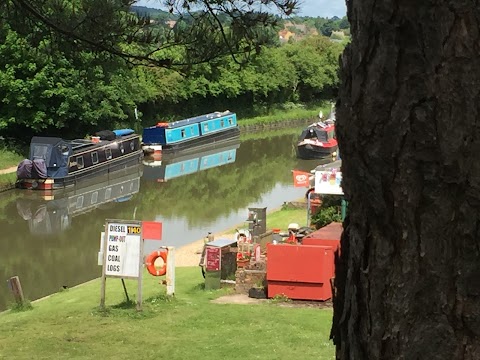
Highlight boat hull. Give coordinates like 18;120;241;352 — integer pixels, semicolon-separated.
297;144;338;160
17;152;143;191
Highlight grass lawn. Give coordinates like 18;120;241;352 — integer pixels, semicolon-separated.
0;266;334;359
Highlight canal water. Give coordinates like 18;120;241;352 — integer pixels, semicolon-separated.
0;128;326;311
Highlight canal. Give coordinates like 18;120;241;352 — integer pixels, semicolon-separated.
0;127;325;311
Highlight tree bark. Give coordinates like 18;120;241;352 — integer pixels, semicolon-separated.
332;1;480;359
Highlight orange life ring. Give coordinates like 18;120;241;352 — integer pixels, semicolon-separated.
156;122;169;127
145;249;168;276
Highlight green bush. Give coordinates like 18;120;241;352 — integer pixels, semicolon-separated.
311;195;343;229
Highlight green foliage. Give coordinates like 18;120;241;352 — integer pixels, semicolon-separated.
311;195;343;229
142;35;343;121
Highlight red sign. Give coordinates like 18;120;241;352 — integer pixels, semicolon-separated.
292;170;311;187
205;246;221;271
142;221;162;240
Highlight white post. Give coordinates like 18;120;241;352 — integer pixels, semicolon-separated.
307;191;312;227
166;246;175;296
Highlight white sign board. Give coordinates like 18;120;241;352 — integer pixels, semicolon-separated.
104;222;142;278
314;169;344;195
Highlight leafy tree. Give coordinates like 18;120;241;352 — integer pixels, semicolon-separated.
333;0;480;358
284;36;342;101
5;0;300;68
0;23;154;141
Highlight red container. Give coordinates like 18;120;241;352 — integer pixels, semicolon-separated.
266;243;335;301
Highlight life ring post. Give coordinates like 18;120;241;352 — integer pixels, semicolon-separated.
144;246;175;296
165;246;175;296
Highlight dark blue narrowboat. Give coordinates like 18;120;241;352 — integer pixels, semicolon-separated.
142;139;240;182
16;129;143;191
142;110;240;157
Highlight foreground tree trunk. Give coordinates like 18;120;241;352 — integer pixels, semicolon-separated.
332;1;480;359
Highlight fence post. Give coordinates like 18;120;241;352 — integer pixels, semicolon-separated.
7;276;25;304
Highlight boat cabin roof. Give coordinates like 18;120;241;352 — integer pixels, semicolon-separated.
166;111;235;129
31;133;138;153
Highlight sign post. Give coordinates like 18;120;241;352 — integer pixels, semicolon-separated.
100;219;143;311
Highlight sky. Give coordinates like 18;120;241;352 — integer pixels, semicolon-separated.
134;0;347;18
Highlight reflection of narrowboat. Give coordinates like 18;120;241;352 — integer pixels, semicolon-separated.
16;129;143;191
16;165;142;234
142;139;240;182
142;111;240;157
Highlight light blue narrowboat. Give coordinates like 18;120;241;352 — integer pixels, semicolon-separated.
142;139;240;182
142;110;240;156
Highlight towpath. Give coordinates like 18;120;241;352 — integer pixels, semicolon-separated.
0;166;17;175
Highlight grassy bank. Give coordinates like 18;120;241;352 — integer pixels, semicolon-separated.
0;148;22;191
0;172;16;192
0;205;334;359
0;268;334;359
240;102;332;126
0;147;23;170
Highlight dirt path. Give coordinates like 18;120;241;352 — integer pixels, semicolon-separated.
0;166;17;175
174;232;236;267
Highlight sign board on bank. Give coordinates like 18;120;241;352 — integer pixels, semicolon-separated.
314;169;344;195
205;246;221;271
104;221;142;278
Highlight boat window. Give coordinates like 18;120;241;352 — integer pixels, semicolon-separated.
32;145;49;160
228;117;233;125
120;143;125;154
105;148;112;160
130;141;135;151
91;152;99;164
91;191;98;204
204;124;209;132
76;156;84;169
105;187;112;199
76;196;84;209
220;119;224;127
181;129;186;138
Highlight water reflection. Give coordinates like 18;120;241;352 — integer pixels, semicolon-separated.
0;128;332;311
143;139;240;182
16;166;142;235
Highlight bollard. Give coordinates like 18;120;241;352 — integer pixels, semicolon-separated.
7;276;25;304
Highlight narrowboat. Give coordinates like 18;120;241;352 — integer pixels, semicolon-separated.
142;110;240;157
142;139;240;182
16;129;143;191
296;114;337;160
16;165;142;235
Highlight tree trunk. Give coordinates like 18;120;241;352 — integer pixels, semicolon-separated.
332;1;480;359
